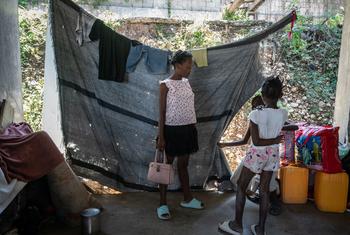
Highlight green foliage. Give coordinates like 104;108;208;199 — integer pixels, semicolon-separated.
222;8;249;21
19;0;47;8
104;19;122;31
286;0;300;10
19;0;29;7
281;13;343;123
154;24;221;50
19;11;47;131
325;12;344;28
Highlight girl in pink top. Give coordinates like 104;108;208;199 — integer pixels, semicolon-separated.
156;50;203;220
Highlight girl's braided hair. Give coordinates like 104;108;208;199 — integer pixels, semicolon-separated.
261;76;283;100
171;50;192;65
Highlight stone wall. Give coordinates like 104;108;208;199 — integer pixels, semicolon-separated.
29;1;344;21
82;0;229;22
115;17;270;45
82;0;343;21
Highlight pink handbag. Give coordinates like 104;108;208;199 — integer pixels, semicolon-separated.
147;150;175;185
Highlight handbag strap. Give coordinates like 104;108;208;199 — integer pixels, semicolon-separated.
162;151;167;164
154;149;168;164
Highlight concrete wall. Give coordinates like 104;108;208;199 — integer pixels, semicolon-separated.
256;0;344;21
0;0;23;122
29;0;344;21
100;0;228;11
83;0;229;22
83;0;343;21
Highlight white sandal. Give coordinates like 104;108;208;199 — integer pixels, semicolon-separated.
218;221;242;235
251;224;266;235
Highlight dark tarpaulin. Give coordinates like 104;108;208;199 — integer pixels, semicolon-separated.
47;0;295;191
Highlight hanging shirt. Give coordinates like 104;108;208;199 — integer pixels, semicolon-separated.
160;78;197;126
126;44;171;75
89;19;131;82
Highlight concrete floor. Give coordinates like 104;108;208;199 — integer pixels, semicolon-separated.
41;192;350;235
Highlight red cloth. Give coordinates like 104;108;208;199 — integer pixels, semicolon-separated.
0;123;64;183
288;10;297;40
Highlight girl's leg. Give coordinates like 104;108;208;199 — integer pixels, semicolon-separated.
159;155;175;205
177;155;192;202
230;166;255;231
256;170;273;235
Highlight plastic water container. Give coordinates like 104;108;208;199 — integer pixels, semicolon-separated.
280;166;309;204
314;171;349;213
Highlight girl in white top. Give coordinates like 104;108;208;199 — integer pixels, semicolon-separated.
219;77;288;235
156;50;203;220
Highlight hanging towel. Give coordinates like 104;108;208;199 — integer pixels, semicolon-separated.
191;48;208;67
89;19;131;82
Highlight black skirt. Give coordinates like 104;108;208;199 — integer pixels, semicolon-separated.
164;124;199;156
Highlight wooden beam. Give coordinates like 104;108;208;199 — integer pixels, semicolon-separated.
249;0;265;12
228;0;245;13
333;0;350;143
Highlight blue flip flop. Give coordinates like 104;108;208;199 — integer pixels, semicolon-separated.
180;198;204;209
157;205;171;220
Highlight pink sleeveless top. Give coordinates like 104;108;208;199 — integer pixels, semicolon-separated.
160;78;197;126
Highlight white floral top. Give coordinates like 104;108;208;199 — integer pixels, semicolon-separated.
160;78;197;126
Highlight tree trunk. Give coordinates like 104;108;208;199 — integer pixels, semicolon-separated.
334;0;350;144
0;0;23;122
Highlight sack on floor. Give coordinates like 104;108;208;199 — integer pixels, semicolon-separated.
47;161;100;226
296;124;342;173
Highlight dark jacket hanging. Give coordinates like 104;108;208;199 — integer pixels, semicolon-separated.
89;19;131;82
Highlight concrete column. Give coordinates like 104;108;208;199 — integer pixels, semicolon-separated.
334;0;350;143
0;0;23;122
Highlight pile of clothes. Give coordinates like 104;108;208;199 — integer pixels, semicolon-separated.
0;121;102;234
0;123;64;234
